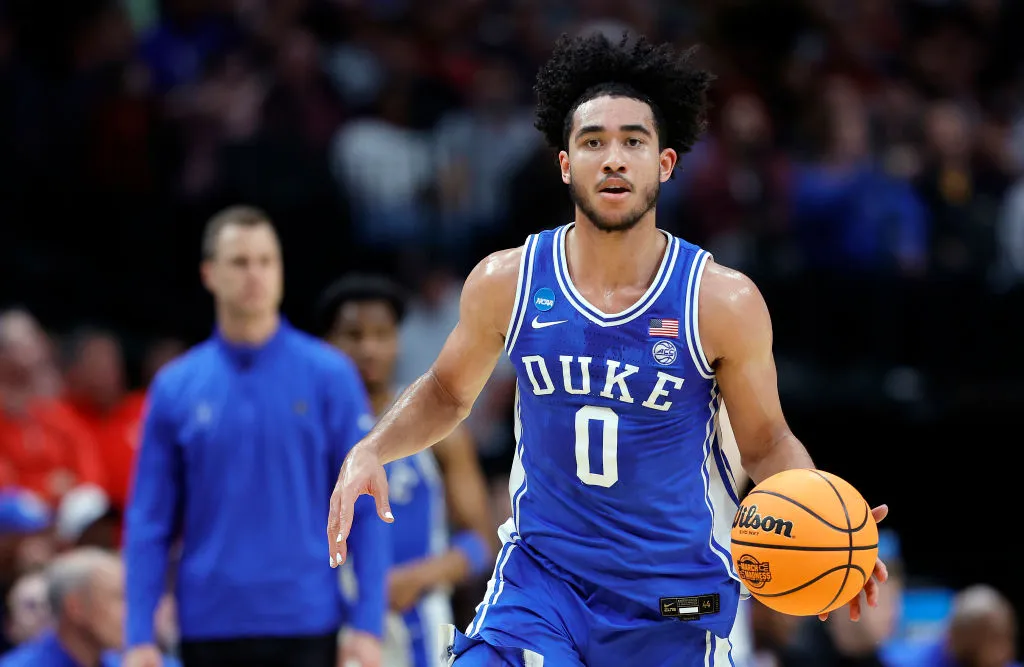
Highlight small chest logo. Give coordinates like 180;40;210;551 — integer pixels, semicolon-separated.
652;340;677;365
533;287;555;312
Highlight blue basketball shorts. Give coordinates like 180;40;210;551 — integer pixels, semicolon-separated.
441;541;736;667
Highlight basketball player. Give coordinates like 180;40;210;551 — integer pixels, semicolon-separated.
316;274;496;667
327;33;889;666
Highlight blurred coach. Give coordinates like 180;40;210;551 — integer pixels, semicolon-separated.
123;207;391;667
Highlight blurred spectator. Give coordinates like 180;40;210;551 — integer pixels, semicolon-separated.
0;311;106;507
0;547;123;667
0;489;54;653
886;584;1020;667
433;52;539;259
59;330;145;514
54;485;118;551
4;571;51;648
329;76;434;260
789;75;928;278
138;0;236;95
914;100;1008;281
0;489;54;585
684;89;792;275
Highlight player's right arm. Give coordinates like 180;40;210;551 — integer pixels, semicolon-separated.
328;247;521;567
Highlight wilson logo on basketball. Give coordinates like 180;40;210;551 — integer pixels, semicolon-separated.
732;504;795;538
735;554;772;589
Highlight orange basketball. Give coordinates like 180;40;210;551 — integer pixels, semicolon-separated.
730;468;878;617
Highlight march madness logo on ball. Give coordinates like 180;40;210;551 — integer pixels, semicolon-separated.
735;555;772;589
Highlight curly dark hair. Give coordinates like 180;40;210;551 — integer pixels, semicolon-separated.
533;32;714;157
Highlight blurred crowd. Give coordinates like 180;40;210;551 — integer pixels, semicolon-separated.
1;0;1022;664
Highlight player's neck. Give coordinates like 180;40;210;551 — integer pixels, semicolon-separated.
568;215;666;290
216;310;280;346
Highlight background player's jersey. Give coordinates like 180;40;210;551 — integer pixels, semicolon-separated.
380;393;453;667
388;449;448;567
482;223;742;639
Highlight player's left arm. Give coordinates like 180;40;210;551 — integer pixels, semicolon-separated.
698;260;813;484
386;425;496;613
699;260;888;621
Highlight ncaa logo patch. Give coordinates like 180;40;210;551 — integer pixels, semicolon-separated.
652;339;677;365
533;287;555;312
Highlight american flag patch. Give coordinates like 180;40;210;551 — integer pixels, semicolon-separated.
649;318;679;338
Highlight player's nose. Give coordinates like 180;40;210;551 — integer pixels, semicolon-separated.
601;145;628;172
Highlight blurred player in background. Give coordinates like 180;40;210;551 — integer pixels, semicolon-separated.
328;32;888;666
124;207;389;667
317;274;495;667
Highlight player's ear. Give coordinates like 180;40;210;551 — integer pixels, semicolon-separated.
659;148;678;183
199;260;214;292
559;150;571;185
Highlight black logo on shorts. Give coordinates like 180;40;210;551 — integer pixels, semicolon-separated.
733;503;794;538
659;594;720;621
736;555;772;589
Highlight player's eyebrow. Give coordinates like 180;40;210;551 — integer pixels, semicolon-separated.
575;124;654;140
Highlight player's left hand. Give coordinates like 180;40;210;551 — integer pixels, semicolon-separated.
818;504;889;622
339;629;382;667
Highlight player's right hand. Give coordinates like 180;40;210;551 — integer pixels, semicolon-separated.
122;644;162;667
328;442;393;568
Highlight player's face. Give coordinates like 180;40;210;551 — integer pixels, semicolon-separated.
202;223;283;319
327;301;399;394
560;95;677;233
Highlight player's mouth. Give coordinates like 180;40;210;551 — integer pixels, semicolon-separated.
597;179;632;201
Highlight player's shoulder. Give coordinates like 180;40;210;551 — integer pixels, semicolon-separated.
468;245;525;286
460;245;526;310
698;258;766;315
696;259;772;361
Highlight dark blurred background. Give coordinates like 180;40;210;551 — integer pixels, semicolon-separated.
0;0;1021;663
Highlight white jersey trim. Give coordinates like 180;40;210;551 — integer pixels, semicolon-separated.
685;249;715;379
505;235;539;356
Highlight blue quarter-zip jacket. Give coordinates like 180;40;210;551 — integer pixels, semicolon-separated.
124;321;389;645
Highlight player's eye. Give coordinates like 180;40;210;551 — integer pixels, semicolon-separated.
585;139;602;149
627;137;644;147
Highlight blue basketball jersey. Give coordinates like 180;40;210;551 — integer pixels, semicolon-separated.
481;223;742;639
388;449;448;567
